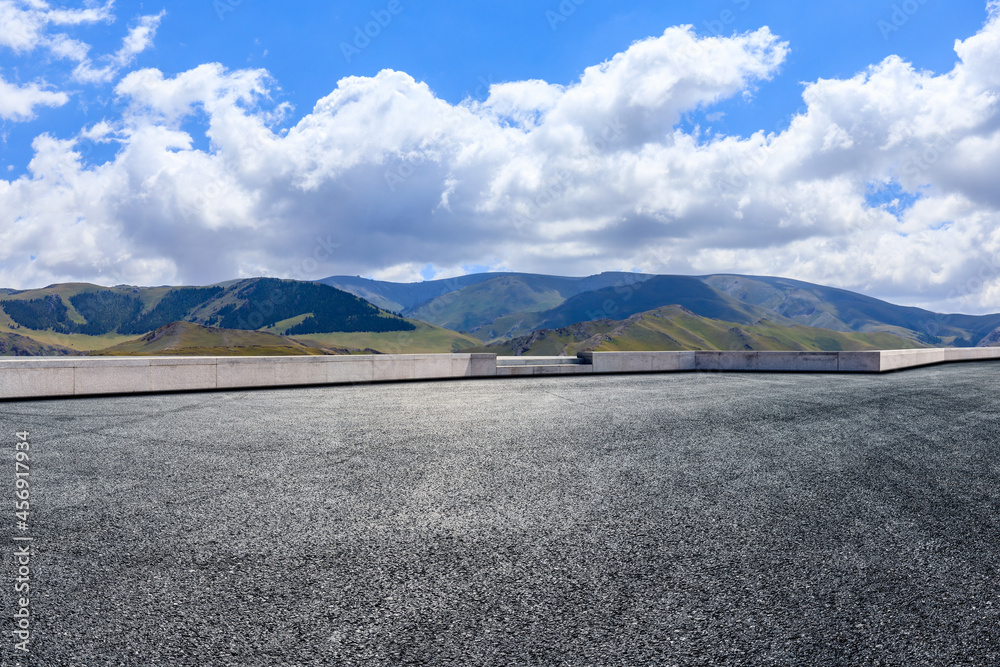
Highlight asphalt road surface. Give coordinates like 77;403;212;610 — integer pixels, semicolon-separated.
2;364;1000;666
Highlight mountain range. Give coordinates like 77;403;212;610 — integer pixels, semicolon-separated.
1;271;999;356
322;272;1000;347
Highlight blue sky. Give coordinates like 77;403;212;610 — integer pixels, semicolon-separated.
3;0;988;171
2;0;1000;312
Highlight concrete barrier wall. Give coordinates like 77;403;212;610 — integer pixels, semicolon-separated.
944;348;1000;361
579;351;695;373
2;348;999;400
586;351;875;373
694;351;842;372
496;365;594;376
583;349;1000;374
0;354;497;400
878;349;948;372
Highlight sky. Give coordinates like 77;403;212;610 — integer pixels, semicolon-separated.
1;1;999;314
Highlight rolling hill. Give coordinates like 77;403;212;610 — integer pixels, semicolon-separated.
93;322;356;356
288;320;482;354
0;331;81;356
464;306;928;356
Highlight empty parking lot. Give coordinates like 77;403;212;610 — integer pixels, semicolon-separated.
3;364;1000;665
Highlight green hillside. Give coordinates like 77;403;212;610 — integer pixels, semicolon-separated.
0;332;81;356
291;320;482;354
464;306;928;356
464;275;802;343
94;321;351;356
703;274;1000;345
0;278;415;343
533;275;795;330
406;275;568;331
330;270;1000;347
4;271;999;356
210;279;413;335
327;271;655;332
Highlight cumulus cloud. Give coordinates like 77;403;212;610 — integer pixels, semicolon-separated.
0;73;68;119
3;9;1000;314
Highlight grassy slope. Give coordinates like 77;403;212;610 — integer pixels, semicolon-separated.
263;314;312;334
702;274;1000;342
292;320;481;354
469;276;802;344
0;283;174;320
466;311;547;343
0;283;200;351
465;306;928;356
94;322;339;356
399;273;656;334
599;310;927;352
0;324;136;352
0;332;81;356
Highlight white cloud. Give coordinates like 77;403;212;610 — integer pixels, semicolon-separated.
0;0;112;55
73;11;164;83
0;73;68;119
3;8;1000;315
0;2;165;124
114;62;271;124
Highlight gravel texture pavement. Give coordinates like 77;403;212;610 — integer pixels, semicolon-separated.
2;364;1000;665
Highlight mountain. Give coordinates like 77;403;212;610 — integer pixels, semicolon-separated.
464;306;928;356
976;324;1000;347
321;272;654;327
320;273;503;312
460;274;799;342
6;271;1000;356
702;274;1000;345
327;271;1000;346
0;278;415;340
93;321;355;356
530;275;793;330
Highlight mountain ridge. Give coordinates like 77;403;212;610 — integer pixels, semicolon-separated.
325;271;1000;347
3;271;999;356
0;278;414;338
